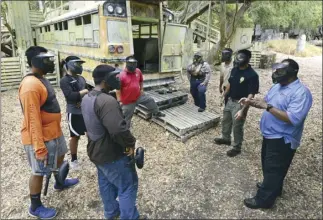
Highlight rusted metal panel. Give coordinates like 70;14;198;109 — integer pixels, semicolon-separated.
160;23;187;72
130;1;159;20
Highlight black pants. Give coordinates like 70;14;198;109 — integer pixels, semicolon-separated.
223;86;229;105
256;137;296;206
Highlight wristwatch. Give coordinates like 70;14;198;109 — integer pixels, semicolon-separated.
266;104;273;112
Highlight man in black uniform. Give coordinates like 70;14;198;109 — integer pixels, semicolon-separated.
214;49;259;157
81;65;144;219
60;56;88;170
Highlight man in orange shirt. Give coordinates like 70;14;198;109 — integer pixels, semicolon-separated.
19;46;79;219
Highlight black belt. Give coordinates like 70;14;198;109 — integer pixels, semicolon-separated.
191;76;205;81
229;97;240;102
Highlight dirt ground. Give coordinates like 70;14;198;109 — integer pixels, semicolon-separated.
1;53;322;219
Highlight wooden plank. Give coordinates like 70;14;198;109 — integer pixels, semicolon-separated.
1;67;21;71
1;57;20;62
1;75;22;80
180;120;218;143
1;62;20;66
1;71;22;76
1;66;21;70
1;78;22;83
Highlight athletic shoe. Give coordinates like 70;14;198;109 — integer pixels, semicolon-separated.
54;178;79;191
70;160;80;170
28;205;57;219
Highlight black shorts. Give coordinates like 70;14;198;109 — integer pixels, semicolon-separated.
67;113;86;137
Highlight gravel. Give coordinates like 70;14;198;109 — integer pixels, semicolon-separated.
1;53;322;219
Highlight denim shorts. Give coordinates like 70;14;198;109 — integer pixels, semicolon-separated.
24;135;68;176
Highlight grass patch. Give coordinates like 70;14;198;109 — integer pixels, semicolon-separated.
266;39;322;57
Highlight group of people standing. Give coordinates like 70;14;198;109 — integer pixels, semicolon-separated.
187;48;313;209
18;44;312;219
19;46;162;219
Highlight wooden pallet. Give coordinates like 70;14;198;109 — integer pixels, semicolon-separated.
250;50;261;68
152;104;220;142
145;90;188;106
135;90;188;118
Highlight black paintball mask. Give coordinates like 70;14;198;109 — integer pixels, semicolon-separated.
221;49;233;62
104;69;121;91
65;57;85;75
126;57;138;73
31;52;55;74
234;51;251;68
193;52;203;64
271;61;298;84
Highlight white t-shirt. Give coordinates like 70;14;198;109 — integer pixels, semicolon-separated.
220;61;233;88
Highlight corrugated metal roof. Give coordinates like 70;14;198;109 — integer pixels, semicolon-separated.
36;2;102;27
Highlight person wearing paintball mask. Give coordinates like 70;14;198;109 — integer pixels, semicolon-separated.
239;59;312;209
19;46;79;219
219;48;234;105
116;56;165;129
59;56;88;170
81;65;146;220
214;49;259;157
187;52;212;112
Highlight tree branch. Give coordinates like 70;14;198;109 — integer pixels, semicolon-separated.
226;1;239;41
225;1;251;36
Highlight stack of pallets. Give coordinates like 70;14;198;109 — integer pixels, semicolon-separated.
249;50;261;68
135;90;188;119
134;89;221;142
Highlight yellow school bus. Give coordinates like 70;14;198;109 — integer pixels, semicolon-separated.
35;0;188;88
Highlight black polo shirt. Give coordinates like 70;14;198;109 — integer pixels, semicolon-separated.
228;65;259;100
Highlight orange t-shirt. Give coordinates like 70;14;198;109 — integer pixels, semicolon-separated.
19;75;62;157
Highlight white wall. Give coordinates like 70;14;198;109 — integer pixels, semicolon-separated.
228;28;254;52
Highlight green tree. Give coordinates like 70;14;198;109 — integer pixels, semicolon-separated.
248;1;322;31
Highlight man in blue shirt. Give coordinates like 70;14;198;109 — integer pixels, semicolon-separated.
239;59;313;209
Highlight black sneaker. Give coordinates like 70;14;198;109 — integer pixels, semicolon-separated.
214;138;231;146
198;108;205;112
226;148;241;157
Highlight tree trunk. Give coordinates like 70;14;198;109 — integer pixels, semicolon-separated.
206;0;252;65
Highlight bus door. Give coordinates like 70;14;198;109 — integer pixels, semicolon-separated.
160;23;188;72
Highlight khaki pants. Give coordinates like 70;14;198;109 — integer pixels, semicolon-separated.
221;99;246;149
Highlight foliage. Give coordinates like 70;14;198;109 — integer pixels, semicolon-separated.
266;39;322;57
248;1;322;31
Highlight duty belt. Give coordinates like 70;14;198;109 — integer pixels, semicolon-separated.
229;97;240;102
191;76;205;81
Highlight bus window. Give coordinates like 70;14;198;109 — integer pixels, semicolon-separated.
63;21;68;30
75;17;82;26
107;20;129;43
83;14;91;25
59;22;63;31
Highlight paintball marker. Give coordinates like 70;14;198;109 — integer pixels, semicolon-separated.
125;144;145;169
37;154;69;196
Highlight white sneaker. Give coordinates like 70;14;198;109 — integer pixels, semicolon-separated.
70;160;81;171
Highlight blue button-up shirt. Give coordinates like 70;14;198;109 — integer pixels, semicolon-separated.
260;79;312;149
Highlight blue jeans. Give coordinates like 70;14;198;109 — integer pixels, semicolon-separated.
190;79;207;109
96;156;139;220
